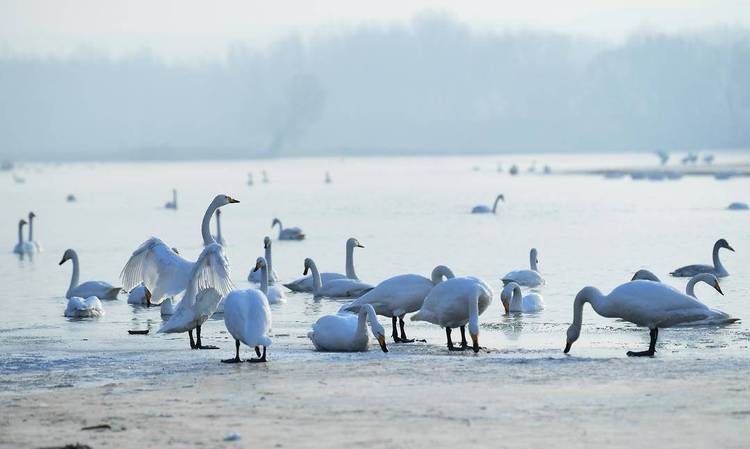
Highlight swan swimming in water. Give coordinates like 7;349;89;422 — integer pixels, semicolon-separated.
248;236;280;284
222;264;273;363
502;248;545;287
60;249;121;299
500;282;545;313
301;258;373;299
564;280;737;357
411;276;493;352
727;202;748;210
471;194;504;214
309;303;388;353
670;238;734;278
164;189;177;209
340;265;455;343
64;296;105;318
27;212;42;252
254;257;286;304
120;194;239;306
284;238;364;292
13;219;35;255
272;218;305;240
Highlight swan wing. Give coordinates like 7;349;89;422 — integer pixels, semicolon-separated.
190;243;234;301
342;274;431;316
120;237;194;302
669;264;714;277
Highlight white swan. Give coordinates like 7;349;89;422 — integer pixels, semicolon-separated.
157;242;233;349
340;265;455;343
284;238;364;292
64;296;105;318
471;194;504;214
164;189;177;209
411;276;493;352
120;194;239;305
308;304;388;352
302;258;373;299
160;297;178;316
272;218;305;240
564;280;737;357
248;236;280;283
211;208;226;246
27;212;42;252
500;282;545;313
254;257;286;304
13;219;35;255
222;283;273;363
127;284;150;305
631;270;724;300
728;202;749;210
59;249;121;299
670;238;734;278
502;248;545;287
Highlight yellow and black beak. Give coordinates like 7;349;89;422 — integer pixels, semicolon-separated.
356;242;365;248
564;341;572;354
377;335;388;353
228;197;240;204
714;282;724;295
253;262;262;272
471;334;479;353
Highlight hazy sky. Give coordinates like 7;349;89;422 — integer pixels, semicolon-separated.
2;0;749;61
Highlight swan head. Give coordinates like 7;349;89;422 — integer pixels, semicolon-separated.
272;218;281;228
496;194;505;202
59;248;75;265
716;238;734;252
500;282;521;314
213;194;240;207
19;219;27;227
694;273;723;295
303;258;314;275
631;269;660;282
564;325;580;354
28;211;36;219
347;237;364;249
253;257;266;272
263;236;271;249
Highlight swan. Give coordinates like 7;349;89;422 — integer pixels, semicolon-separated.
164;189;177;209
64;296;105;318
670;238;734;278
27;212;42;251
120;194;239;305
728;202;748;210
254;257;286;304
222;287;272;364
502;248;545;287
60;249;121;299
340;265;455;343
211;209;226;247
66;194;77;202
272;218;305;240
160;297;178;316
302;258;373;299
631;270;724;299
13;219;35;254
325;172;332;184
284;238;364;292
127;284;150;305
471;194;504;214
500;282;545;313
308;304;388;352
157;242;233;349
564;280;737;357
248;236;280;283
411;277;493;352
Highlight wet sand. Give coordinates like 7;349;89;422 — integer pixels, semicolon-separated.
2;354;748;449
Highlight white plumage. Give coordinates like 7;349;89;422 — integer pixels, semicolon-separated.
59;249;121;299
502;248;545;288
64;296;105;318
222;286;273;363
500;282;545;313
308;304;388;352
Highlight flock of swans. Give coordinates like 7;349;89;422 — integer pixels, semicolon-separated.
11;191;740;362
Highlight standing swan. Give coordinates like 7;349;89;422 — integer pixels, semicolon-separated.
60;249;121;299
27;212;42;251
564;280;737;357
222;260;272;363
302;258;373;299
670;238;734;278
284;237;364;292
157;243;233;349
502;248;545;287
120;194;239;305
500;282;545;313
272;218;305;240
340;265;455;343
13;219;34;255
411;277;493;353
471;194;504;214
308;304;388;352
255;257;286;304
164;189;177;209
248;236;280;283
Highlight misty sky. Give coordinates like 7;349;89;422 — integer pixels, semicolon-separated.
2;0;750;61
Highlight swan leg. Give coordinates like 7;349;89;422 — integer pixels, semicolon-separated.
627;328;658;357
189;330;196;349
397;316;417;343
446;328;465;351
194;325;219;350
247;346;267;363
221;340;242;363
459;326;469;349
391;317;402;343
255;346;261;357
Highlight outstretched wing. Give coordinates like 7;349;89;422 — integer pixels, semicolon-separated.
120;237;194;302
190;243;234;300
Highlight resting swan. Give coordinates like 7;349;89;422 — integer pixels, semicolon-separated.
670;238;734;278
302;258;373;299
564;280;737;357
272;218;305;240
222;264;273;363
13;219;35;255
60;249;121;299
471;194;504;214
500;282;545;313
27;212;42;251
120;194;239;306
64;296;105;318
284;237;364;292
340;265;455;343
502;248;545;287
248;236;280;283
411;276;493;352
164;189;177;209
308;304;388;352
255;257;286;304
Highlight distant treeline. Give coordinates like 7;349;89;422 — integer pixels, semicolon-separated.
1;16;749;160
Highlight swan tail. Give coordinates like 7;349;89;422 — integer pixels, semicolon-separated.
106;287;122;299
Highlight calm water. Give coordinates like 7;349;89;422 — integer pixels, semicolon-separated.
2;153;749;392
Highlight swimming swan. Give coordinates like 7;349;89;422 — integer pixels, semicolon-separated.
60;249;121;299
222;267;273;363
500;282;545;313
284;237;364;292
308;303;388;352
564;280;737;357
13;219;35;255
302;258;373;299
471;194;504;214
64;296;105;318
411;277;493;352
164;189;177;209
248;236;280;284
670;238;734;278
632;270;724;299
272;218;305;240
502;248;545;287
254;257;286;304
27;212;42;251
340;265;455;342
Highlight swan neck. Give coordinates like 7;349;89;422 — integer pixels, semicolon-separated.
356;308;369;335
512;285;523;309
201;200;219;245
530;251;538;271
345;243;357;279
17;222;23;244
712;243;725;273
265;245;273;281
260;263;269;294
431;265;455;285
68;251;80;295
686;277;698;298
467;293;480;336
309;261;322;293
215;211;222;239
27;215;34;241
492;195;502;213
573;287;601;327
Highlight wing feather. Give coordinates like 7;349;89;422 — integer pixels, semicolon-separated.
120;237;194;302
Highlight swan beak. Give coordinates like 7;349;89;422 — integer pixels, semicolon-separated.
356;243;365;248
564;342;572;354
714;282;724;295
303;266;309;275
253;262;262;272
726;244;735;252
377;335;388;353
228;197;240;204
471;334;479;353
58;258;66;265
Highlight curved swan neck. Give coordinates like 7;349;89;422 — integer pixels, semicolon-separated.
511;285;523;308
431;265;455;285
358;305;379;337
686;274;714;298
467;292;480;336
201;199;221;245
345;241;358;279
712;242;726;274
306;260;322;293
68;251;80;295
573;287;603;327
492;194;504;213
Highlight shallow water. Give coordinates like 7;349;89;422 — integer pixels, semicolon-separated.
2;152;749;392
